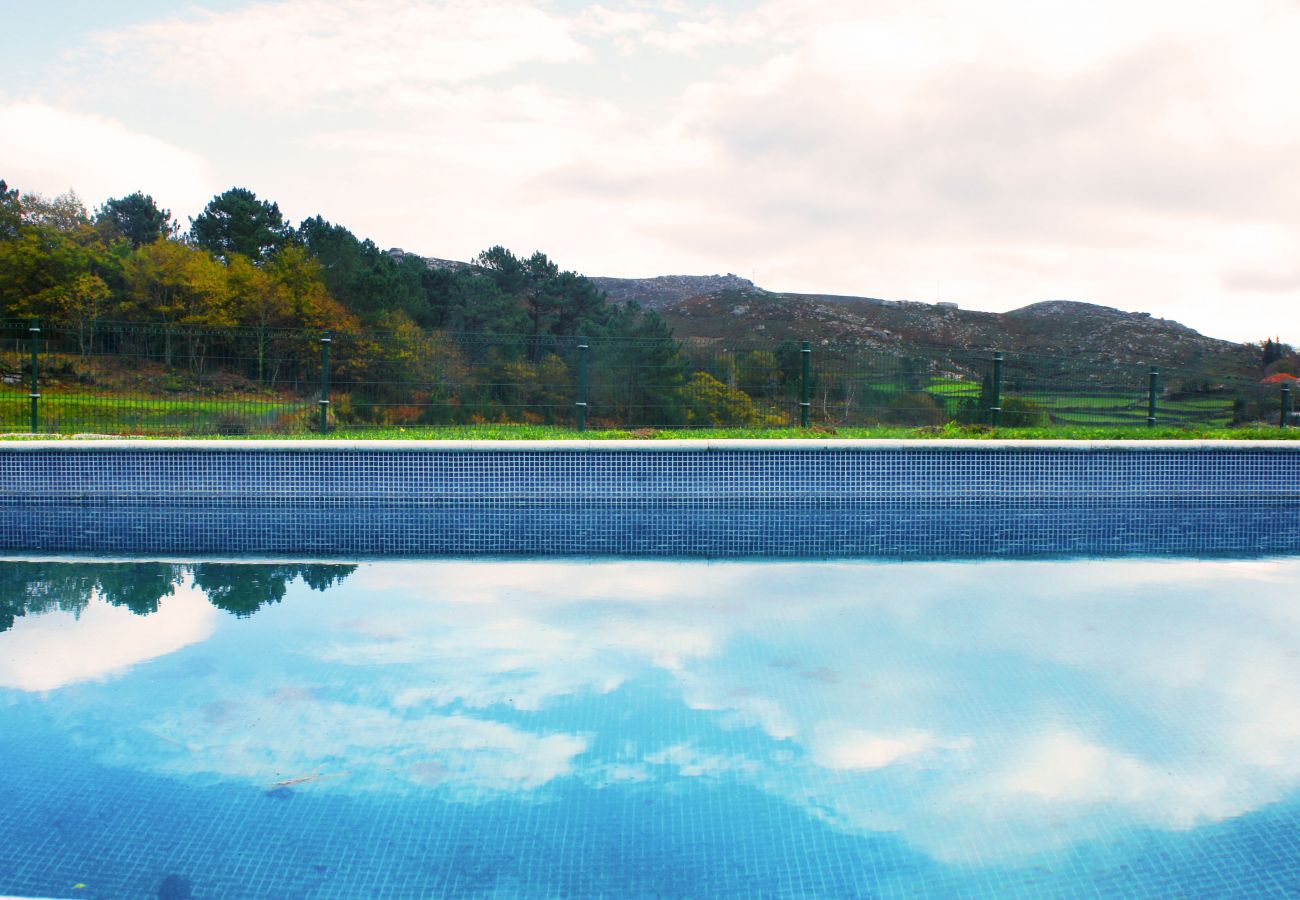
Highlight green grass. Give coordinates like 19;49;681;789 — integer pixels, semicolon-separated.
2;423;1294;441
1;393;311;434
2;384;1289;440
915;382;1239;427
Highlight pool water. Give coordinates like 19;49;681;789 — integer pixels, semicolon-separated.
2;557;1299;898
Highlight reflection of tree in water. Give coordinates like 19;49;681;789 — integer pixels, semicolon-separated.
0;562;356;631
0;563;182;631
191;564;354;617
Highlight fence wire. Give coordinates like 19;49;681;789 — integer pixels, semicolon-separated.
0;320;1291;435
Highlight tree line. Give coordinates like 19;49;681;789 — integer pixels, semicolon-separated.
4;178;1289;430
0;180;778;426
0;561;356;631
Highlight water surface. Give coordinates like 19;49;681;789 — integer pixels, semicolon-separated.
2;557;1299;897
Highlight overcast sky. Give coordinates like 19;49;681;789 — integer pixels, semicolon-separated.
2;0;1297;343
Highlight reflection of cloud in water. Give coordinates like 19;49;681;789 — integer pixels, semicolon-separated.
810;726;969;772
328;559;1300;861
645;742;759;778
28;557;1300;865
0;581;216;691
124;694;588;797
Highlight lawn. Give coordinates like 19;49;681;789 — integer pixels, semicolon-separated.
0;391;312;435
1;381;1286;439
1;422;1294;441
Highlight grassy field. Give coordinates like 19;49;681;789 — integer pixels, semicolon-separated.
1;422;1294;441
913;377;1239;427
0;391;312;435
0;381;1283;439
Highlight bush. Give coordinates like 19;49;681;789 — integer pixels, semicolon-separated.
214;411;252;435
684;371;761;427
882;392;947;426
1000;396;1048;427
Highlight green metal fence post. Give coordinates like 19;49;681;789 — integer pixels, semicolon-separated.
319;331;331;434
1282;385;1291;429
1147;367;1159;428
28;322;40;434
576;339;589;432
990;352;1003;427
800;340;811;427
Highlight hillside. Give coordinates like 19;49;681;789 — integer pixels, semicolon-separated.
657;290;1254;375
393;250;1258;376
588;274;759;309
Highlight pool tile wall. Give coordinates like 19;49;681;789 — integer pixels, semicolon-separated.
1;440;1298;506
5;500;1300;559
1;440;1297;558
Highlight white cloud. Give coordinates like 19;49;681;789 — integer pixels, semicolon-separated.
575;5;656;38
88;0;589;106
324;560;732;711
35;0;1300;340
20;555;1300;869
339;556;1300;860
0;582;216;692
0;101;217;218
644;741;758;778
1224;265;1300;293
810;726;962;772
612;1;1300;339
133;694;588;795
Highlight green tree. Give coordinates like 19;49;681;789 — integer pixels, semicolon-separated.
591;302;688;426
441;271;528;334
1262;338;1292;370
0;179;20;240
96;191;177;248
737;350;782;399
226;253;289;383
0;183;122;342
295;564;357;592
685;371;761;427
475;246;620;356
190;187;289;262
0;225;101;322
62;273;112;356
21;189;91;231
295;215;423;322
122;239;229;368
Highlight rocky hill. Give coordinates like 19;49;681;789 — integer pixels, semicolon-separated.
391;250;1258;376
588;274;759;310
658;289;1254;375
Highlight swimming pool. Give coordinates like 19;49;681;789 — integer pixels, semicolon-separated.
2;555;1299;897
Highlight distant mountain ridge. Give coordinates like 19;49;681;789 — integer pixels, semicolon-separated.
390;248;1255;374
587;273;760;309
593;272;1250;373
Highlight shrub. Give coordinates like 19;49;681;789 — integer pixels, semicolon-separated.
882;392;947;426
214;410;251;435
1000;396;1048;427
685;371;761;427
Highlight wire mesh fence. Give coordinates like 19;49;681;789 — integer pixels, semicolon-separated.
0;319;1293;435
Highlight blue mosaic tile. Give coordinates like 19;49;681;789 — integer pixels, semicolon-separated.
2;500;1298;558
1;446;1298;507
1;445;1297;557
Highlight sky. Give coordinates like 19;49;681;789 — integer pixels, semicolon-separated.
1;0;1297;344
